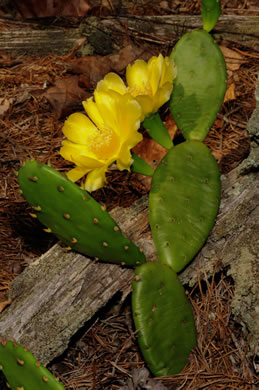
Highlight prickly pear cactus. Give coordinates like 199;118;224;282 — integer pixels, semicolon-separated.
170;29;226;141
202;0;221;32
0;339;65;390
149;140;221;273
132;262;196;376
18;160;145;266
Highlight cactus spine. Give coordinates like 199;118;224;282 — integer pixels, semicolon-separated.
0;339;65;390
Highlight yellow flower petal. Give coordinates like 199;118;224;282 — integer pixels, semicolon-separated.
126;60;149;94
93;90;119;131
83;96;104;130
60;141;103;166
148;54;163;96
96;72;127;95
84;165;108;192
62;113;97;145
115;93;142;139
135;95;154;119
66;166;90;182
152;83;173;113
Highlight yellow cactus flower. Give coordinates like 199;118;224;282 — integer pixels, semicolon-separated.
97;54;176;120
60;90;142;192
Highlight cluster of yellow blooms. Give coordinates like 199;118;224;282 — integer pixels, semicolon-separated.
60;54;176;192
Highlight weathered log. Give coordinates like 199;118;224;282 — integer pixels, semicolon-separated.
0;14;258;57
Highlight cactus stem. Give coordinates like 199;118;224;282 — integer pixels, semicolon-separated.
63;213;71;220
93;218;99;224
57;185;64;192
43;227;52;233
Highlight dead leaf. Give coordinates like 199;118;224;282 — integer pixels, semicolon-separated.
0;97;12;117
70;44;153;90
109;44;152;73
42;76;90;118
220;46;245;76
224;82;236;102
13;0;92;18
71;56;112;89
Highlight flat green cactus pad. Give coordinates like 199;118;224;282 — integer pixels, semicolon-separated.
0;339;65;390
149;140;221;272
132;262;196;376
202;0;221;32
18;160;145;266
170;29;226;141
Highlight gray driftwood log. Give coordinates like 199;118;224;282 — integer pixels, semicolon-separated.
0;15;258;57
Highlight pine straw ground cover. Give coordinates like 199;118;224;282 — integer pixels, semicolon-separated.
0;11;259;390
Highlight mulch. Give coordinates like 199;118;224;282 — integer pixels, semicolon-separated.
0;1;259;389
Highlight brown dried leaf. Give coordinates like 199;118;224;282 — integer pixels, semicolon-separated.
109;44;152;73
42;76;90;118
220;46;245;76
70;44;153;90
70;56;113;89
13;0;92;18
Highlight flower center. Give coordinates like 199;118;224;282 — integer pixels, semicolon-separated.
87;127;119;160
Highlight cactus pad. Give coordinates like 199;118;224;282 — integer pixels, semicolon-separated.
149;140;220;272
132;262;196;376
18;160;145;266
202;0;221;32
170;29;226;141
0;339;65;390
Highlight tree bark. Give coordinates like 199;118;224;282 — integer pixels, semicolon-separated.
0;15;258;57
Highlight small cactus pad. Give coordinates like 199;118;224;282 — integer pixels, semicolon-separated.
132;262;196;376
18;160;145;266
149;141;221;272
202;0;221;32
170;29;226;141
0;339;65;390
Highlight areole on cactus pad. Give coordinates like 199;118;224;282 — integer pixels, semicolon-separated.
18;160;145;267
